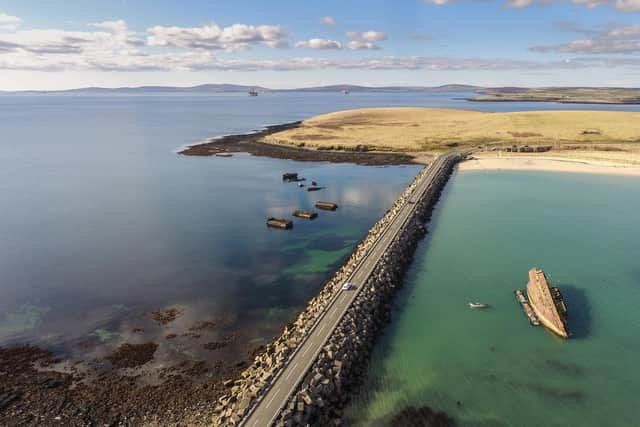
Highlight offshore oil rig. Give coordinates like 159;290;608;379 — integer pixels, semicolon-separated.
515;268;569;338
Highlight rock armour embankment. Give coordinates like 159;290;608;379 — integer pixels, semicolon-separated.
211;156;458;426
271;157;455;426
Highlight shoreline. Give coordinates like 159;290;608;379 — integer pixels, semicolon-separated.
178;121;416;166
0;326;254;425
459;153;640;176
179;108;640;168
467;98;640;105
8;106;639;424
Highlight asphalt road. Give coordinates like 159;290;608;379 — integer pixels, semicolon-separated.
242;153;458;427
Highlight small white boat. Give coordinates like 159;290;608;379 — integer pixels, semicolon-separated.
468;302;489;309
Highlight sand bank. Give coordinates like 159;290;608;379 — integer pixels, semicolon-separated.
459;153;640;176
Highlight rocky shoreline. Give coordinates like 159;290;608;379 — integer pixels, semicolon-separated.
211;155;459;426
178;121;416;166
0;340;250;426
1;143;452;426
0;158;443;427
0;304;256;426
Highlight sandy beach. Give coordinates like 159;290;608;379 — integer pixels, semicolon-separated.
459;153;640;176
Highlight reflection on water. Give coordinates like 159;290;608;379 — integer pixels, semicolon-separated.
344;170;640;427
0;108;419;370
2;92;640;377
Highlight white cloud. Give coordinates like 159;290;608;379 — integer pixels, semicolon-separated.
346;40;381;50
319;16;337;27
0;49;619;72
571;0;610;7
0;16;637;75
530;24;640;54
146;23;289;52
0;12;22;31
295;38;342;50
503;0;535;8
345;31;387;50
504;0;608;8
615;0;640;11
423;0;639;11
345;31;387;42
422;0;459;4
91;19;128;34
0;20;142;56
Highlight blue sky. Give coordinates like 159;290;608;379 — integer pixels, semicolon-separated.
0;0;639;90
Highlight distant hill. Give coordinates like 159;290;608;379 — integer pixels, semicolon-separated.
1;84;271;95
6;84;636;96
1;83;480;95
280;84;480;93
472;87;640;104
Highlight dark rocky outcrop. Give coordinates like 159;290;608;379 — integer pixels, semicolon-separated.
390;405;456;427
105;342;158;369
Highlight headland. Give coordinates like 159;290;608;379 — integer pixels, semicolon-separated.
181;107;640;169
468;87;640;104
178;121;414;166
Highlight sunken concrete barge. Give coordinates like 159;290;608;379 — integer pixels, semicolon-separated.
315;201;338;211
292;210;318;220
211;152;468;426
266;218;293;230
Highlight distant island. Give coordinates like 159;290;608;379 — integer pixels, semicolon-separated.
5;84;640;105
0;83;480;95
469;87;640;105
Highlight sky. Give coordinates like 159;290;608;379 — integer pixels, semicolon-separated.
0;0;639;90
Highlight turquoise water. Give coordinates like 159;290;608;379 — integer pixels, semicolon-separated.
344;170;640;426
2;91;639;376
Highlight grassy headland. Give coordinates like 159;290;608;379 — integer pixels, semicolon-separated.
264;107;640;152
469;87;640;104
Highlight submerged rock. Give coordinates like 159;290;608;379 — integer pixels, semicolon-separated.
390;405;456;427
105;342;158;368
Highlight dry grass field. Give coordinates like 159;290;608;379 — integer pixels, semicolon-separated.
263;108;640;153
471;87;640;104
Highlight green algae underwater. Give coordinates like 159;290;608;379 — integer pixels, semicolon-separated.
345;169;640;427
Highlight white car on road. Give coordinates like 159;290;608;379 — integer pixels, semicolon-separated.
342;282;354;291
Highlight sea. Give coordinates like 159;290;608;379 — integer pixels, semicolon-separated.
1;91;639;424
343;170;640;426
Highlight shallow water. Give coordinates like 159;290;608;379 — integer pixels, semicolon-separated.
2;91;639;372
344;169;640;426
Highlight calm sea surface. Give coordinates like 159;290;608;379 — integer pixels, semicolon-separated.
1;91;639;414
344;169;640;426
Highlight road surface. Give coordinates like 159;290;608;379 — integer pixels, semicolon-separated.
242;153;459;427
